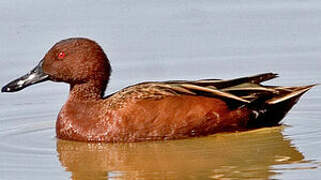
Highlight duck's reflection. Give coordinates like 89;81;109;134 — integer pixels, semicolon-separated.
57;126;304;179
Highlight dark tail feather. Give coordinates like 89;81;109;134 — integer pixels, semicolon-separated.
266;84;316;104
233;72;279;84
195;73;279;89
246;84;316;128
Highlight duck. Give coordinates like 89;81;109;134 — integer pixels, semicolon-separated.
1;38;316;142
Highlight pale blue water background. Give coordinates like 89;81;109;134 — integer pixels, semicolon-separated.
0;1;321;179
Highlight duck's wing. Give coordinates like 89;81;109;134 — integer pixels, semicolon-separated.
109;73;316;109
165;72;278;89
135;73;279;104
159;73;279;102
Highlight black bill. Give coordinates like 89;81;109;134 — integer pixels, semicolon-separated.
2;59;49;92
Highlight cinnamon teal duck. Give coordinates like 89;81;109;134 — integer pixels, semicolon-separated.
2;38;316;142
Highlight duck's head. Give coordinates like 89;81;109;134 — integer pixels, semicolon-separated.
2;38;111;94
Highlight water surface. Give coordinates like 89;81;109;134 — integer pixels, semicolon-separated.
1;1;321;179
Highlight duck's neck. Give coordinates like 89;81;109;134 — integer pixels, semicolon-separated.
69;80;106;101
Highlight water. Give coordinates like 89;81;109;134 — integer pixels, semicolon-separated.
1;1;321;179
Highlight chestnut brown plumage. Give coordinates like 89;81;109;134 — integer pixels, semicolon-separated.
2;38;316;142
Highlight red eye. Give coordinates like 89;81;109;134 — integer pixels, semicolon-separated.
58;52;66;60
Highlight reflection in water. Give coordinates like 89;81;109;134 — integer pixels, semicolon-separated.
57;126;305;179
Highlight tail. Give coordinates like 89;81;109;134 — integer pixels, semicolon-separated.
246;84;317;128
